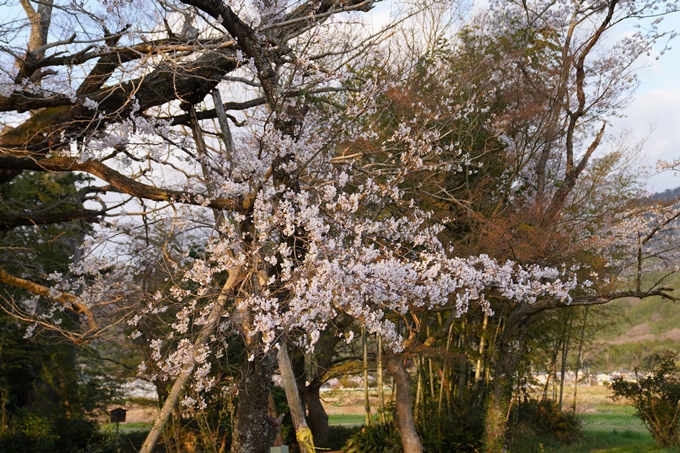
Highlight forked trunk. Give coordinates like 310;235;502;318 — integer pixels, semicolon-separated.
387;355;422;453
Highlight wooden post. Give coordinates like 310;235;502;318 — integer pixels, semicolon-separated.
277;343;313;453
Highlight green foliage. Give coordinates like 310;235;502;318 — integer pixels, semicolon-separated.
0;171;119;452
611;350;680;448
75;431;151;453
0;409;97;453
506;399;582;452
342;399;485;453
343;422;402;453
328;425;361;450
419;400;484;453
0;171;93;282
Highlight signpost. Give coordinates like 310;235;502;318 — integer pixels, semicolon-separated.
110;408;127;433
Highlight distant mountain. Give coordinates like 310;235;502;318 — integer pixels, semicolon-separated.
649;186;680;202
575;187;680;372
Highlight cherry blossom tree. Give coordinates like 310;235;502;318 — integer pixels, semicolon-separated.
336;0;680;450
2;0;680;452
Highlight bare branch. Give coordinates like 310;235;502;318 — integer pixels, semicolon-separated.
0;269;97;330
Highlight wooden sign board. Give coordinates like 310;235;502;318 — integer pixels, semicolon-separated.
110;408;127;424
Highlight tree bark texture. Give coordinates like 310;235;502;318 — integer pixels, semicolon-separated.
291;314;352;448
231;350;279;453
387;355;423;453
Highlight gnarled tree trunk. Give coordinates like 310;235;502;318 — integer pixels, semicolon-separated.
231;350;279;453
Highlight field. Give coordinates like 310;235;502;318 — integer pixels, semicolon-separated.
104;386;679;452
319;385;680;452
532;386;679;452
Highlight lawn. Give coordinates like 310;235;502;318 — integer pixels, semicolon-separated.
543;404;680;453
324;386;680;453
100;421;153;433
582;405;647;433
328;413;367;426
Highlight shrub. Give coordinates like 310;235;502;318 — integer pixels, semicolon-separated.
419;400;484;453
506;399;582;452
0;411;98;453
0;412;56;453
343;422;402;453
342;399;485;453
611;350;680;448
329;425;361;451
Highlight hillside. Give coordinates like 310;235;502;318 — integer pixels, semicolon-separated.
588;273;680;371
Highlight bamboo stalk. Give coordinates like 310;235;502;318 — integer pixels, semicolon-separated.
558;313;573;409
438;322;454;418
363;326;372;426
457;326;467;401
415;355;423;424
378;335;386;423
572;307;589;413
474;313;488;388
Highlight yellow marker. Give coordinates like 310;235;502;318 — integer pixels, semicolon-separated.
295;427;330;452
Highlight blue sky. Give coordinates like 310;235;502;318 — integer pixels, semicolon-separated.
609;13;680;192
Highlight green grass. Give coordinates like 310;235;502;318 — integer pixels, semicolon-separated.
539;404;680;453
100;421;152;433
582;405;647;433
328;413;366;426
543;430;675;453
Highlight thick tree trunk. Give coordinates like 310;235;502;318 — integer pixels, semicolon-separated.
484;315;529;453
291;314;352;447
231;350;278;453
305;381;331;448
387;355;422;453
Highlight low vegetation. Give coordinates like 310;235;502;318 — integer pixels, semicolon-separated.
611;351;680;449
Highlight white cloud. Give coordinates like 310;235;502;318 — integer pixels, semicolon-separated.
612;88;680;191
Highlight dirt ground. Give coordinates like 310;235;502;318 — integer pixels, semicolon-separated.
111;384;616;425
104;404;158;424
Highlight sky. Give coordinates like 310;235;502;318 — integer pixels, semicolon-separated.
608;13;680;192
2;0;678;191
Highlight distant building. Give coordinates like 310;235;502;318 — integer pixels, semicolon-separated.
595;373;611;386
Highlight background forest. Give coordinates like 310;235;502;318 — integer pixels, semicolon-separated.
2;0;680;452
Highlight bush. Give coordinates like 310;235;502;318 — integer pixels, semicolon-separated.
342;399;485;453
76;431;150;453
343;422;402;453
419;401;484;453
506;399;582;452
0;410;98;453
611;350;680;448
329;425;361;451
